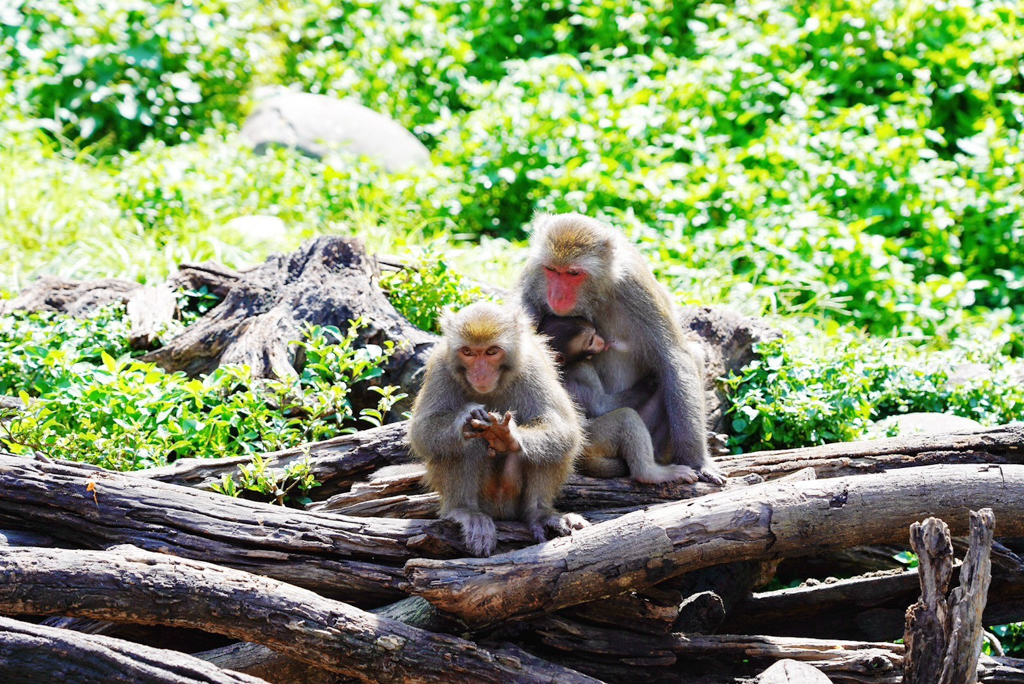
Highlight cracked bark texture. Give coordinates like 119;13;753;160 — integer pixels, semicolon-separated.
0;547;597;684
405;464;1024;626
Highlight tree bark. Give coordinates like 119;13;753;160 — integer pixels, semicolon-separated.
904;509;995;684
0;546;599;684
140;424;1024;513
405;464;1024;626
142;237;435;409
718;424;1024;480
535;616;903;683
0;616;263;684
0;453;535;605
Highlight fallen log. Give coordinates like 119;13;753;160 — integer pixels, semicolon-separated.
140;425;1024;507
0;616;263;684
724;545;1024;642
534;616;1024;683
535;616;903;683
718;424;1024;480
193;596;463;682
758;660;833;683
0;453;541;605
405;464;1024;626
0;546;599;684
308;463;763;516
141;421;411;499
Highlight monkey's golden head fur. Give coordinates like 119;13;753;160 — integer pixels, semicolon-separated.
440;302;525;349
528;212;619;286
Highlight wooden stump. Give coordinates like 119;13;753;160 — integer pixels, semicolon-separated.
904;508;995;684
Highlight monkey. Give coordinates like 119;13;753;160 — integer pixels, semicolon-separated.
517;212;725;485
407;301;589;557
538;314;698;484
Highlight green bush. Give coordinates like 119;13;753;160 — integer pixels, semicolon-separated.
724;329;1024;451
381;252;491;333
1;0;274;150
0;305;400;471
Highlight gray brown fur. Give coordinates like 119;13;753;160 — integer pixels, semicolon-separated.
407;302;587;556
518;213;723;484
538;314;699;484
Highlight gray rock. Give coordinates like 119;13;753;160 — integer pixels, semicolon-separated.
240;92;430;171
867;412;984;439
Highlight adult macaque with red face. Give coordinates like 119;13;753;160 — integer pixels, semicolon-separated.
407;302;587;557
519;213;724;484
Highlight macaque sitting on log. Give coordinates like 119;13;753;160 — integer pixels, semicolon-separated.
538;315;698;484
518;212;724;484
408;302;588;557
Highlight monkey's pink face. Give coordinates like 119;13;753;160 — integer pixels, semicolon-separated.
458;345;506;394
543;265;586;316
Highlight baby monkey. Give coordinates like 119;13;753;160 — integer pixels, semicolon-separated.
539;315;698;484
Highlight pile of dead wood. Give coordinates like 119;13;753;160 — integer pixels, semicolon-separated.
2;238;1024;683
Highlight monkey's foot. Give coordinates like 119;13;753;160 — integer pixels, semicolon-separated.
447;509;497;557
531;513;590;543
698;465;727;486
635;464;699;484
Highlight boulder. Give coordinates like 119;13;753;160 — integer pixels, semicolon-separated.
239;92;431;171
866;412;984;439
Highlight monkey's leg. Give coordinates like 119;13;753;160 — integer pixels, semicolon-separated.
520;462;589;543
595;410;698;484
429;451;498;557
577;419;630;478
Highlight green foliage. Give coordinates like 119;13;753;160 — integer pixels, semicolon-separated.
990;623;1024;657
724;329;1024;451
211;453;320;506
1;0;273;150
464;0;699;81
0;308;400;472
381;253;491;333
2;0;1023;465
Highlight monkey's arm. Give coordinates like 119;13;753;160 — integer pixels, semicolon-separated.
507;400;583;468
563;363;624;417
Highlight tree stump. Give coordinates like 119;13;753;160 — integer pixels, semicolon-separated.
904;508;995;684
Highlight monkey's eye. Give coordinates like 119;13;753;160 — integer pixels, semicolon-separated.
566;269;582;277
459;347;473;356
544;265;557;273
485;346;502;356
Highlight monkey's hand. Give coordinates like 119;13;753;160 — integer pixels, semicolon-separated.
463;411;522;457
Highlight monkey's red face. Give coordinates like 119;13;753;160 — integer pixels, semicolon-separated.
458;345;506;394
543;265;586;316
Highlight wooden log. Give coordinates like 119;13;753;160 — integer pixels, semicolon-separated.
724;540;1024;642
535;616;903;683
141;422;411;499
0;453;542;605
308;463;764;516
0;547;599;684
0;275;140;316
194;642;334;684
194;597;464;683
718;424;1024;480
126;283;177;350
140;424;1024;508
943;509;995;683
0;616;263;684
405;464;1024;626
